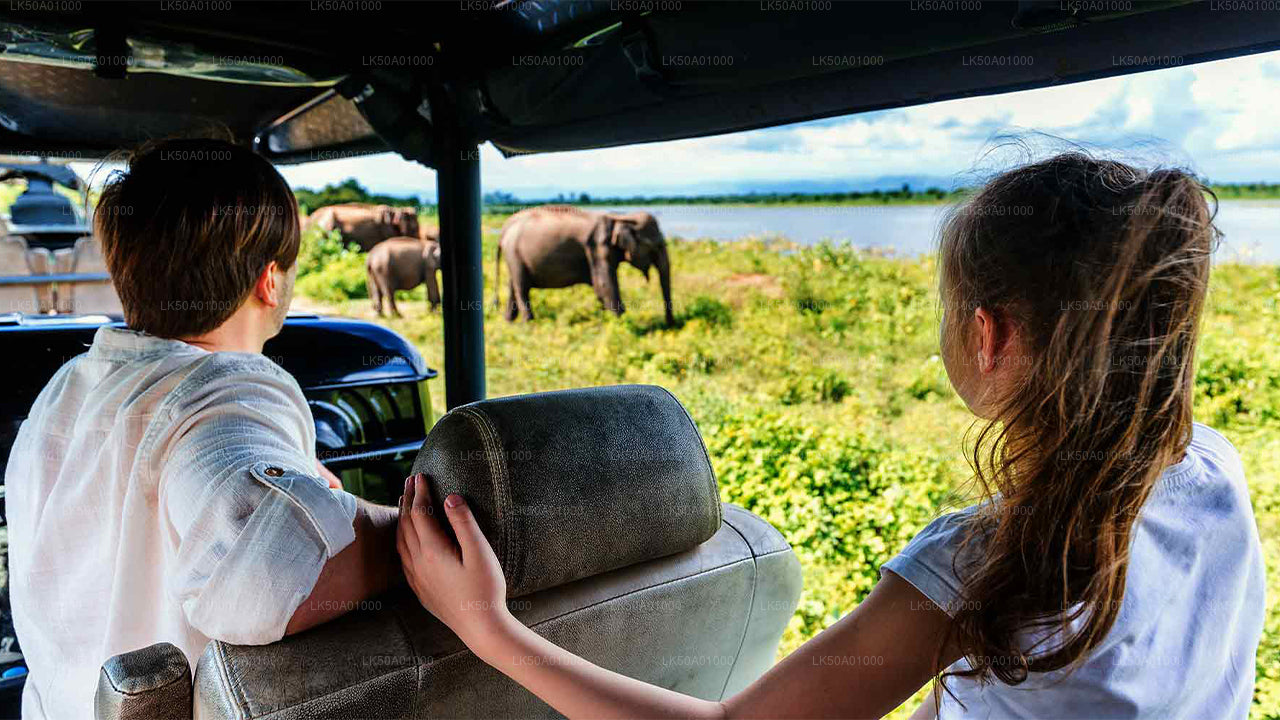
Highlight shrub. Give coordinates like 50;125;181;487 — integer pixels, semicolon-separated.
297;227;355;277
681;295;734;328
707;411;953;646
295;227;368;302
813;371;851;403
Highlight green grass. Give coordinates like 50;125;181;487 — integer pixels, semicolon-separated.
297;215;1280;719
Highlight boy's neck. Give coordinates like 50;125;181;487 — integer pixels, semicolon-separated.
178;308;269;354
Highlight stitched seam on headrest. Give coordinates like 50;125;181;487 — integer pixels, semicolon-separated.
106;667;190;698
424;557;757;668
227;666;419;719
716;516;758;700
656;385;722;532
212;641;248;719
457;406;516;590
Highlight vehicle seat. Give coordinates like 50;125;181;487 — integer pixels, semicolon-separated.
24;243;57;313
61;236;123;316
52;243;76;313
0;236;44;315
94;385;802;720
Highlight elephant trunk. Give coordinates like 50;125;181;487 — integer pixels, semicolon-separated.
656;245;674;325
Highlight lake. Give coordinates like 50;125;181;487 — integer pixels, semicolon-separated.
601;201;1280;264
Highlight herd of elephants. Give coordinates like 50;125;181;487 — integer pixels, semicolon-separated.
302;203;675;325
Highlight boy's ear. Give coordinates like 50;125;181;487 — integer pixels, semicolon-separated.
254;261;281;308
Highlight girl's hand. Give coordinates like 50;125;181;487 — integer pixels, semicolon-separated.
396;473;513;648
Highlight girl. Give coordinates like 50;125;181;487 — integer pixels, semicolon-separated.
396;153;1266;719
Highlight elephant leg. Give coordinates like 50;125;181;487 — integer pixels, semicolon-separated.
605;264;625;315
426;271;441;312
386;286;402;318
368;268;384;317
512;270;534;322
503;279;519;322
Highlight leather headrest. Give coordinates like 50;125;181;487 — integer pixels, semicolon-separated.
410;384;721;597
95;642;191;720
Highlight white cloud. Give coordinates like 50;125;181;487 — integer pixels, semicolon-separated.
276;48;1280;199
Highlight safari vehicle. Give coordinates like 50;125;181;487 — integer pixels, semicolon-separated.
0;1;1276;718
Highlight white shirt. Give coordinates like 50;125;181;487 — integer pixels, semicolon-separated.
883;423;1266;719
6;327;358;720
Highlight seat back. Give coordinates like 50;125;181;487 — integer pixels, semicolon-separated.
25;244;56;313
66;235;123;315
0;237;40;315
53;245;76;313
95;385;802;719
193;505;798;720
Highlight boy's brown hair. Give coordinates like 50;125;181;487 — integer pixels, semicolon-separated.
94;137;301;338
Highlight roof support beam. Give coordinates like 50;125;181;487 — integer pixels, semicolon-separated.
436;129;486;410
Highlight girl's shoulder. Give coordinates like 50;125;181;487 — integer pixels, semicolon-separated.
1188;422;1244;475
880;505;984;617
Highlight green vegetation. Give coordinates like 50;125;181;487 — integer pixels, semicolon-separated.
1214;183;1280;201
293;178;427;216
298;216;1280;717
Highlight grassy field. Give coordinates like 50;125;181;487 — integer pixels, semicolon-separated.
302;213;1280;717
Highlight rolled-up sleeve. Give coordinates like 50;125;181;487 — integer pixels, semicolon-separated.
880;505;982;618
155;354;358;645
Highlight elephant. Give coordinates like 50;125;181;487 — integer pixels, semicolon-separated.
419;222;439;242
305;203;420;252
495;206;673;325
366;237;442;318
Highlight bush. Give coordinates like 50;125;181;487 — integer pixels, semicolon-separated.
681;295;734;328
297;227;355;277
295;227;368;302
708;412;953;646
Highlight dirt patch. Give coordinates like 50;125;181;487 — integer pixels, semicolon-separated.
723;273;784;298
288;295;336;315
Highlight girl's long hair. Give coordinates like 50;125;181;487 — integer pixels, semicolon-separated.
936;152;1219;688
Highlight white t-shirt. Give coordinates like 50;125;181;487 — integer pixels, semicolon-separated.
6;327;359;720
883;423;1266;720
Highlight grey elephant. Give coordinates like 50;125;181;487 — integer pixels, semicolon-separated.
366;237;442;318
494;206;673;324
306;203;420;252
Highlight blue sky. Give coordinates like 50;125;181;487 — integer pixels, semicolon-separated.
268;48;1279;200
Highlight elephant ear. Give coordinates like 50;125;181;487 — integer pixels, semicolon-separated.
609;218;639;258
590;215;614;252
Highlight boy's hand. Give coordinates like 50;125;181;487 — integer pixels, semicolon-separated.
316;458;343;489
396;473;513;648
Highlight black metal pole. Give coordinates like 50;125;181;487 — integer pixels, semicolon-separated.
436;136;486;409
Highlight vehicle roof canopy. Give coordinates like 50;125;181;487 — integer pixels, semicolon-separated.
0;1;1277;166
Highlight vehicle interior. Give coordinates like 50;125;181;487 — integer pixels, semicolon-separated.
1;1;1278;717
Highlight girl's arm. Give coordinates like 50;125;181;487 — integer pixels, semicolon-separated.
397;475;958;720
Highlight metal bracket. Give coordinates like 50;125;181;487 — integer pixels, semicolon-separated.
620;25;672;97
